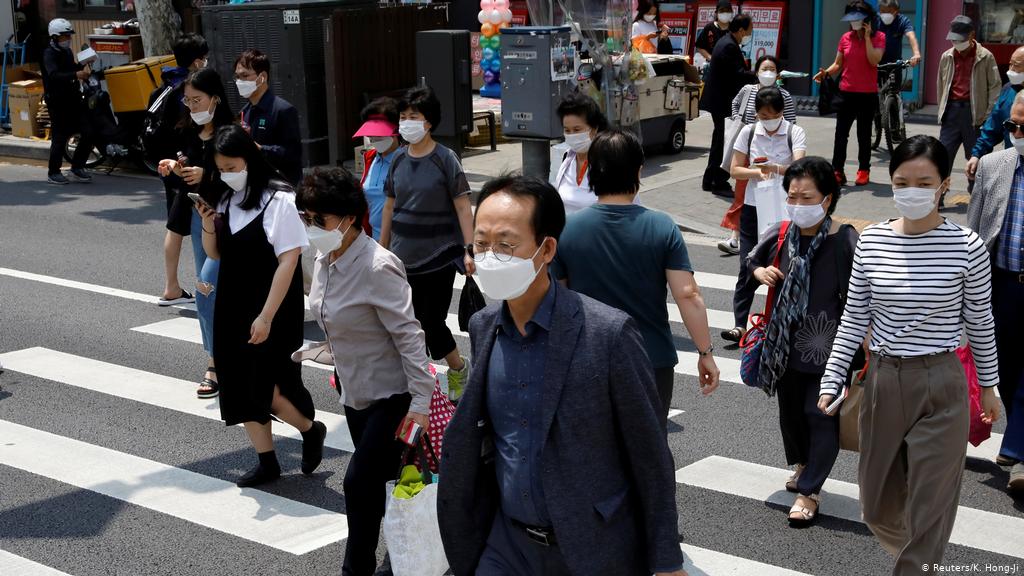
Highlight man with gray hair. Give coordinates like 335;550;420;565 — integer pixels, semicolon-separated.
967;89;1024;493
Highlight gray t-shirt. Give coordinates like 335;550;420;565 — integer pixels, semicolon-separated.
385;144;470;272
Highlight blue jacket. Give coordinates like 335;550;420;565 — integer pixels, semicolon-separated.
972;83;1022;158
437;281;684;575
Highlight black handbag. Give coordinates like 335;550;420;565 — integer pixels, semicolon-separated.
818;73;844;117
458;276;487;332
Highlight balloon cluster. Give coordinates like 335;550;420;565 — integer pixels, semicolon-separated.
478;0;512;97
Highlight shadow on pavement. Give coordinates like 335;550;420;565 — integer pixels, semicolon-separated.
0;176;167;227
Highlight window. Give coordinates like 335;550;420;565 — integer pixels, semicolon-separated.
975;0;1024;44
58;0;135;17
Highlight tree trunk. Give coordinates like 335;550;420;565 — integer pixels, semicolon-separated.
134;0;179;58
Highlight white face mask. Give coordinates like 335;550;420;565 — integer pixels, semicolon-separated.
953;41;971;52
235;76;261;99
219;169;248;192
563;132;592;154
758;71;778;87
880;13;896;25
850;20;864;31
760;117;783;132
190;102;216;126
643;14;656;22
399;120;427;144
893;186;941;220
369;137;395;153
1011;134;1024;156
786;200;827;229
718;12;733;24
1008;70;1024;86
307;219;351;254
474;244;544;302
740;34;752;46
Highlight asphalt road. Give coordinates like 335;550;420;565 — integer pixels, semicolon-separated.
0;163;1020;576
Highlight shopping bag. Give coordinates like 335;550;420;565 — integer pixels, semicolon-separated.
839;357;869;452
383;437;449;576
458;275;487;332
720;85;754;171
958;345;992;447
414;364;455;474
754;177;788;238
818;74;843;116
631;36;657;54
739;222;789;390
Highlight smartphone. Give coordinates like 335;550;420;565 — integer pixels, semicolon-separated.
187;192;212;211
824;386;850;415
176;151;188;167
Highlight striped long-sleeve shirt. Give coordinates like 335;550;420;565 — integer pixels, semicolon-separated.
820;220;999;397
731;84;797;125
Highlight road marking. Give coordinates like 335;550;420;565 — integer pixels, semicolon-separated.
676;456;1024;560
966;432;1004;463
0;419;348;555
453;269;765;296
0;347;355;453
681;544;811;576
668;409;683;419
0;550;74;576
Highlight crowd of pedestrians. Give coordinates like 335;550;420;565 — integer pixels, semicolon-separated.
29;2;1024;573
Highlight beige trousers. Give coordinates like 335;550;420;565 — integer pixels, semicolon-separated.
858;352;969;576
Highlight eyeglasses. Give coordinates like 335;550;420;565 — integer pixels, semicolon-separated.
1004;119;1024;135
181;96;206;108
299;211;327;228
471;241;521;262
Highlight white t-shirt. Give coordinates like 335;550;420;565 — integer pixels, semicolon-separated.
733;120;807;207
217;187;310;257
554;153;641;215
632;20;658;41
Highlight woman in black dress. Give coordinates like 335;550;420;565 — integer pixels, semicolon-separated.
195;124;326;487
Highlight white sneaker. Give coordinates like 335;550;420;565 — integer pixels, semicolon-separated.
717;238;740;255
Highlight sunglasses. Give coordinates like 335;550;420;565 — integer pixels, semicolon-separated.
1004;119;1024;135
299;211;327;228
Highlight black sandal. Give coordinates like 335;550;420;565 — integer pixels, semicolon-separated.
721;327;745;343
197;367;219;399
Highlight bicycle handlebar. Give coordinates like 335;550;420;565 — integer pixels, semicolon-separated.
877;60;910;71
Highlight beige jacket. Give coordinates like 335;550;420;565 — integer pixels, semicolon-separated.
937;42;1001;127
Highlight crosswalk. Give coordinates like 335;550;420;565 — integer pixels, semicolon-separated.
0;259;1018;576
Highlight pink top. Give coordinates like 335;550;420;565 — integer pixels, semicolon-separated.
838;30;886;93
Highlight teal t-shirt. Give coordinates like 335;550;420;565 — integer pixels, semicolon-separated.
551;203;692;369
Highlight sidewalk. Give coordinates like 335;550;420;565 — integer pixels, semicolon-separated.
1;111;970;236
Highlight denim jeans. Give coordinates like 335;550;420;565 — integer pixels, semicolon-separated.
190;211;219;357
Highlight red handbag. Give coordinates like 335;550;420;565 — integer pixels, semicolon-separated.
958;345;992;447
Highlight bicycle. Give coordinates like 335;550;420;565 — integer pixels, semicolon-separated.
871;60;910;153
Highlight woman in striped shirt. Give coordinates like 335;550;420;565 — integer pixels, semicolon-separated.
819;135;1001;574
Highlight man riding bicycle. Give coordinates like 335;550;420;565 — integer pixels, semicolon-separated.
875;0;921;88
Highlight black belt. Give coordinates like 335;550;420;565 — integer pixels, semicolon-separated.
508;517;558;546
993;267;1024;284
949;100;971;105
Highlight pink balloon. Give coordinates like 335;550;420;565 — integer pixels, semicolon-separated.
480;0;495;10
494;0;509;9
489;9;503;24
501;8;513;23
478;9;487;24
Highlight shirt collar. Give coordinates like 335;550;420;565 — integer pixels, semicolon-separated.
754;119;790;137
498;275;556;337
318;230;370;268
254;89;275;111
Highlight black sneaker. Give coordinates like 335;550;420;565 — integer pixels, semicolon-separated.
70;168;92;182
237;454;281;488
48;173;70;185
301;421;328;475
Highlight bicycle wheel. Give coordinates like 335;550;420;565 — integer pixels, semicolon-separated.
871;109;883;151
884;95;904;154
64;135;106;168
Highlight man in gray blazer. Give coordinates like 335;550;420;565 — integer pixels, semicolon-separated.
437;175;686;575
968;91;1024;492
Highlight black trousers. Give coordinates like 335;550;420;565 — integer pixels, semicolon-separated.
777;369;840;497
703;112;731;189
939;101;979;163
47;99;95;175
477;511;572;575
832;91;877;173
732;204;759;329
407;264;458;361
341;392;411;576
655;366;675;432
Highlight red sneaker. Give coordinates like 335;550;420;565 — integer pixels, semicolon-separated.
855;170;870;186
834;170;847;186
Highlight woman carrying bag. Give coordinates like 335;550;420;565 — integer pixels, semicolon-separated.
298;167;434;576
748;156;858;527
195;125;326;488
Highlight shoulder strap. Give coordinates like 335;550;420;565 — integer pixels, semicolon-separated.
833;224;855;305
746;124;756;156
763;221;791;319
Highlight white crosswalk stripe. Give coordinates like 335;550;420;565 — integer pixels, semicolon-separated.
0;550;75;576
676;456;1024;560
0;419;348;555
681;544;810;576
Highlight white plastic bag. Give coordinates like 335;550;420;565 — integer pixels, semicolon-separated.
382;481;449;576
755;176;788;238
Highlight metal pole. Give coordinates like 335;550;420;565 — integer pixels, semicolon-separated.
520;139;551;180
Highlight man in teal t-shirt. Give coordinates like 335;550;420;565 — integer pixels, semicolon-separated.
552;129;721;428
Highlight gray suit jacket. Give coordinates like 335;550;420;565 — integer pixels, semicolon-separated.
437;281;684;575
968;147;1018;254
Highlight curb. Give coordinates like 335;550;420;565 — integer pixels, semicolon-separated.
0;136;51;162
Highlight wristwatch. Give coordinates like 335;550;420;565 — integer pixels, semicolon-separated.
698;344;715;357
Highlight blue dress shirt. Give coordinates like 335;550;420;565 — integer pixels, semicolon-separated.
997;157;1024;273
486;279;556;527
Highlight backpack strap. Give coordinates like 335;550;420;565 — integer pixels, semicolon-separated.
832;224;855;305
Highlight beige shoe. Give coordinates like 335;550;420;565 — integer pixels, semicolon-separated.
1009;463;1024;493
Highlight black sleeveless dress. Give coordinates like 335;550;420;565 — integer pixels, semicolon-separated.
213;186;314;426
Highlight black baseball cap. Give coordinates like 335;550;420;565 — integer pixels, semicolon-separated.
947;15;974;41
717;1;732;12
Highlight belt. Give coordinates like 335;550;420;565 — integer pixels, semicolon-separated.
508;517;558;546
874;351;955;369
949;100;971;106
993;267;1024;283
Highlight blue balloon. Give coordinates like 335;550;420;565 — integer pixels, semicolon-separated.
483;47;494;61
483;69;495;84
490;57;501;72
